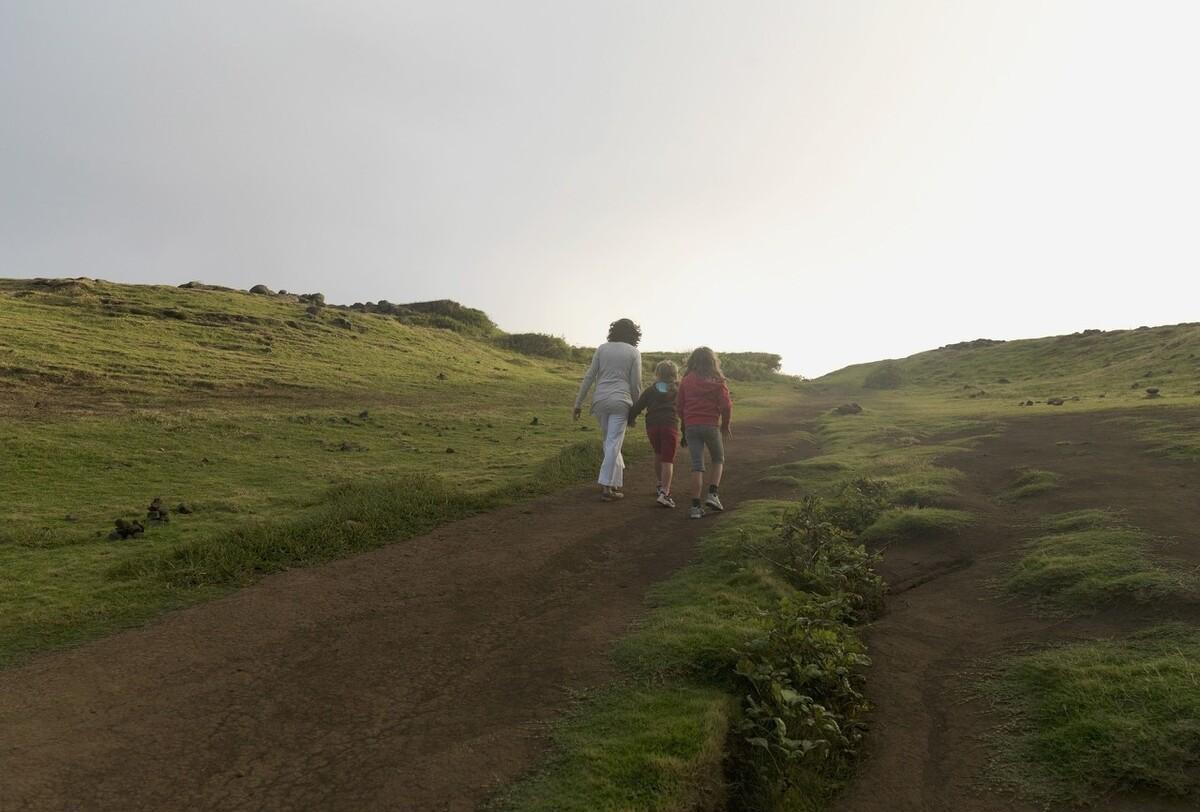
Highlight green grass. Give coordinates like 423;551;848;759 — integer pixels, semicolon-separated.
494;685;735;812
858;507;973;544
989;625;1200;804
1005;514;1196;612
1001;468;1061;500
0;277;797;665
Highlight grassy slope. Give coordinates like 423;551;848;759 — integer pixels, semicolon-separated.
510;321;1200;810
807;323;1200;806
0;277;793;665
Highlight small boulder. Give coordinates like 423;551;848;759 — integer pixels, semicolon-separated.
249;284;273;295
436;372;447;380
445;447;456;454
177;502;194;515
1146;387;1161;398
359;410;370;419
1047;398;1065;406
1025;400;1035;406
147;497;170;522
833;403;863;415
530;417;539;426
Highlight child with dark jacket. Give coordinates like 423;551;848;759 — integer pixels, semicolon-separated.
676;347;733;519
628;360;681;508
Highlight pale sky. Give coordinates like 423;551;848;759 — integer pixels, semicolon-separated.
2;2;1197;376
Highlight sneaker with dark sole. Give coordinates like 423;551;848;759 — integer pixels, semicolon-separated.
656;492;676;508
689;505;705;519
704;493;725;512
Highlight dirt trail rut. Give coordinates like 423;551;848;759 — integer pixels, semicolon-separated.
835;411;1200;812
0;404;818;811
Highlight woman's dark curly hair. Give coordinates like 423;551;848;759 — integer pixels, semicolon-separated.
607;317;642;346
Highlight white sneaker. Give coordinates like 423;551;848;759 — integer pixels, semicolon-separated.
689;505;705;519
656;492;676;508
704;493;724;512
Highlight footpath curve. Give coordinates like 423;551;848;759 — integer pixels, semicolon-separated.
1;400;819;812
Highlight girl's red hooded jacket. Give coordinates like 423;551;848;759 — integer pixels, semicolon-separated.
676;372;732;431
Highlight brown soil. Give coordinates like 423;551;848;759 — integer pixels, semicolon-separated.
0;404;821;812
835;411;1200;812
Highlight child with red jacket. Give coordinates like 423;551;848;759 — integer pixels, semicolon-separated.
676;347;733;519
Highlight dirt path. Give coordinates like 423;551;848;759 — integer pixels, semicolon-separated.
0;403;818;811
835;411;1200;812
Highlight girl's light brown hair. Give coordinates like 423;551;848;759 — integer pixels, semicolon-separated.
654;359;678;382
685;347;724;380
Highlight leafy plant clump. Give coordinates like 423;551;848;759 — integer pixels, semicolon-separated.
733;599;871;809
729;484;889;806
1001;468;1061;500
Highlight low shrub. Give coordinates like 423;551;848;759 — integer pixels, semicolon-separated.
494;332;575;360
863;364;903;389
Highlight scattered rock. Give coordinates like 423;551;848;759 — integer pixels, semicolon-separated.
64;513;78;522
176;503;194;515
445;447;455;454
305;305;322;316
249;284;273;295
997;377;1011;384
833;403;863;415
1146;387;1161;398
1047;398;1065;406
147;498;170;522
1131;382;1141;389
359;410;370;419
1025;400;1035;406
109;518;146;540
298;292;325;306
330;316;353;330
529;417;539;426
1099;393;1107;399
579;425;591;431
436;372;447;380
278;289;288;295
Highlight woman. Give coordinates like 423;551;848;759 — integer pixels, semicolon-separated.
573;318;643;501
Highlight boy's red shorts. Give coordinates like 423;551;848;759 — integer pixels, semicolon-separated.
646;425;679;463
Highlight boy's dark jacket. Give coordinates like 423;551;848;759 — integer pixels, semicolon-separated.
628;382;679;428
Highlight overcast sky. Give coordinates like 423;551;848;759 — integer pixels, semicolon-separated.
2;2;1197;376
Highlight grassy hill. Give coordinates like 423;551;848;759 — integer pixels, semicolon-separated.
0;277;794;665
815;323;1200;405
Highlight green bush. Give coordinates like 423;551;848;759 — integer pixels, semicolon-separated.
494;332;575;360
733;598;871;809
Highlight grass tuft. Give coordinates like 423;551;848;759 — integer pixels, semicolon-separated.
859;507;973;544
988;625;1200;804
1001;468;1061;500
1005;516;1196;611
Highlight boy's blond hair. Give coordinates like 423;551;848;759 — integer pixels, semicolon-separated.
654;359;679;382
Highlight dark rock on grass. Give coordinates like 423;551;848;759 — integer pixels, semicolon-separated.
298;292;325;305
176;503;194;515
833;403;863;415
1047;398;1065;406
359;410;370;419
997;377;1011;384
330;316;353;329
109;518;146;540
579;425;591;431
147;497;170;522
445;447;455;454
530;417;539;426
64;513;79;522
1146;387;1161;398
1025;400;1035;406
1131;382;1141;389
305;305;322;316
249;284;273;295
436;372;447;380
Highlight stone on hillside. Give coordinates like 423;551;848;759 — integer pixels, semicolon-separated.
530;416;539;425
1047;397;1065;406
833;403;863;415
109;518;146;540
147;498;170;522
305;305;322;316
436;372;447;380
249;284;273;295
1025;400;1035;406
176;502;194;514
445;447;455;454
359;410;370;419
997;377;1011;384
1146;387;1161;398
